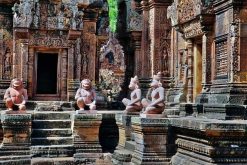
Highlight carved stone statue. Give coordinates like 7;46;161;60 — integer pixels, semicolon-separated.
3;78;28;112
75;79;96;114
122;76;142;114
141;75;165;114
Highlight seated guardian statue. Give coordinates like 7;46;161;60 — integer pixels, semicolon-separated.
122;76;142;114
75;79;96;113
4;78;28;112
141;75;165;114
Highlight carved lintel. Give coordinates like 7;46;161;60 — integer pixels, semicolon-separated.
14;28;29;39
67;30;82;40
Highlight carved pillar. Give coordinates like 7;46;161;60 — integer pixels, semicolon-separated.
82;19;97;81
149;0;171;77
61;49;68;101
27;47;34;98
0;29;3;79
202;33;213;87
75;38;81;80
67;30;81;101
20;39;29;86
229;13;240;83
68;41;75;80
131;31;142;76
186;39;193;102
140;0;150;78
12;40;20;78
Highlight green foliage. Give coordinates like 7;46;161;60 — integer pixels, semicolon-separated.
107;0;118;33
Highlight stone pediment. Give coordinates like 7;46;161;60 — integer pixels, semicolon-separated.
167;0;214;38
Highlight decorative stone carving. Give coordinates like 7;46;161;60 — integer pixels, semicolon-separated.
167;0;178;26
182;20;203;38
229;9;241;82
98;36;125;101
128;2;142;32
3;47;12;79
178;0;202;24
12;0;34;28
29;30;68;47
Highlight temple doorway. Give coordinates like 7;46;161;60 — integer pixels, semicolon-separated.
36;53;58;95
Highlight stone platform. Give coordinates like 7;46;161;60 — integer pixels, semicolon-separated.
0;101;120;165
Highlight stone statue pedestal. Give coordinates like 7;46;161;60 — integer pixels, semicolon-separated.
0;112;32;164
73;113;103;164
131;117;176;164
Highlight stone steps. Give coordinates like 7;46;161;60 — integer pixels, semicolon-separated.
31;145;74;158
31;157;74;165
32;129;72;137
31;110;74;158
0;155;31;165
32;120;71;129
32;137;73;146
33;112;72;120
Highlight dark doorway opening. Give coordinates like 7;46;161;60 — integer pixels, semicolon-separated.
36;53;58;94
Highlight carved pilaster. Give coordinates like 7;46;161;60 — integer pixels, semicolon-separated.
61;49;68;101
82;20;97;81
149;0;171;77
68;40;75;80
140;0;150;78
229;9;240;83
131;31;142;76
20;39;29;86
186;39;193;102
27;47;34;98
202;33;213;87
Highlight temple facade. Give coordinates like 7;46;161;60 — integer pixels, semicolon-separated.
1;0;247;164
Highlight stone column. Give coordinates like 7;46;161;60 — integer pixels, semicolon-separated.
140;0;150;78
131;31;142;76
186;39;193;102
82;19;97;81
27;47;34;98
20;39;29;87
229;21;240;83
149;0;171;77
61;49;68;101
131;117;175;164
0;113;32;164
0;29;3;79
202;33;213;87
73;114;103;164
68;41;75;80
67;30;82;101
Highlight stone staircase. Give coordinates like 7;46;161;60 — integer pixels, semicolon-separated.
30;102;75;164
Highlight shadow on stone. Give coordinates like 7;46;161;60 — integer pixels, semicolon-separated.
99;114;119;153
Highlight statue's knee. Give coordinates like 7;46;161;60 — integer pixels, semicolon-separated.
90;104;96;110
19;105;26;111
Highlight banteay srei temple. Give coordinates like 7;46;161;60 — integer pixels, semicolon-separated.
1;0;247;164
